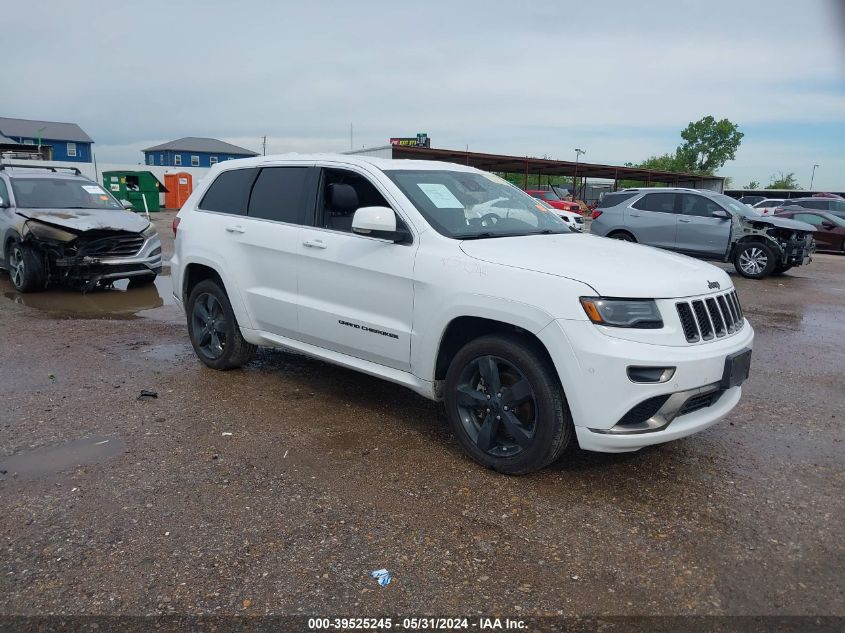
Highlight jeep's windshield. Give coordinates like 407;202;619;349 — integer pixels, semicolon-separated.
384;170;570;239
10;177;123;210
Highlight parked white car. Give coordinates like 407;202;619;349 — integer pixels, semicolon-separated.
171;155;754;474
751;198;786;216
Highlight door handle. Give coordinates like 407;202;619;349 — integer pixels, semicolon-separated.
302;239;327;249
225;225;246;234
629;213;640;218
678;218;692;223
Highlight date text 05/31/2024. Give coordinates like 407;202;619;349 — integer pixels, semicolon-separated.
307;617;527;630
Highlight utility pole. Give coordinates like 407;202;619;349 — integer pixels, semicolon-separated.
573;148;586;200
350;123;354;151
810;164;819;191
262;136;267;156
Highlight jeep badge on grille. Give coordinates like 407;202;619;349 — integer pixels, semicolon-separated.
707;281;720;290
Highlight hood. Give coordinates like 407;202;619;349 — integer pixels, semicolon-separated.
743;214;814;232
16;208;150;233
459;233;732;298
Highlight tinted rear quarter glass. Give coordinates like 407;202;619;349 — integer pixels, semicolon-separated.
597;192;636;208
248;167;310;223
199;168;258;215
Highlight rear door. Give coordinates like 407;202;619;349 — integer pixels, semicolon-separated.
229;164;317;338
675;193;732;257
626;192;679;249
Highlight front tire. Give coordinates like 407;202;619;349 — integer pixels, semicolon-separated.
444;334;573;475
734;241;776;279
6;240;46;293
186;279;256;370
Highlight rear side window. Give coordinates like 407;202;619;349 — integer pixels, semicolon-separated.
632;192;676;213
248;167;310;224
199;168;258;215
597;192;636;208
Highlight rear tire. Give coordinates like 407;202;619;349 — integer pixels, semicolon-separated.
186;279;256;370
444;334;573;475
734;241;776;279
6;240;46;293
608;231;636;242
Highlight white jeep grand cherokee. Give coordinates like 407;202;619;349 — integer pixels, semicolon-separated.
171;155;753;474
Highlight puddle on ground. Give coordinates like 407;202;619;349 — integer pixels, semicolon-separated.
1;274;175;320
0;435;126;480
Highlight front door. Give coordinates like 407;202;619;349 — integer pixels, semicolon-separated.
296;166;416;372
675;194;732;257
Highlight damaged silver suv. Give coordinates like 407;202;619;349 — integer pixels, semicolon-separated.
591;188;816;279
0;165;162;292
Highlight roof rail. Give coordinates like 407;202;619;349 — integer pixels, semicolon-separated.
0;163;82;175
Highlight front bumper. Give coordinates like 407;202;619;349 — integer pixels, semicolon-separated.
537;318;754;453
55;235;162;284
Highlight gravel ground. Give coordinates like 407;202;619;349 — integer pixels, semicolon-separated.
0;211;842;621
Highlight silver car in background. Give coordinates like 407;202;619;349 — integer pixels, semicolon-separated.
590;188;816;279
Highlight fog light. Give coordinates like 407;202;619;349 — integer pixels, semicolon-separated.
627;366;676;384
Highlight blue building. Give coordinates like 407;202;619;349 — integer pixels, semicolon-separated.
0;117;94;163
142;137;258;168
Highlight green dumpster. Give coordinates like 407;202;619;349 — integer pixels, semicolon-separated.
102;170;168;213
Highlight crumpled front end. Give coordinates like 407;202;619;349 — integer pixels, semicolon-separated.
21;218;162;290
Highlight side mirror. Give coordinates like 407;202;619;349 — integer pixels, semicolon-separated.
821;221;835;230
352;206;411;243
711;209;730;219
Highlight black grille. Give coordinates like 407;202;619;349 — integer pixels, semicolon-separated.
677;390;724;417
677;291;743;343
617;394;671;426
677;303;699;342
717;295;735;333
76;232;145;258
706;297;726;336
691;300;713;340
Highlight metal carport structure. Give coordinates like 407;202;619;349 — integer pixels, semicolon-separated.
368;145;725;195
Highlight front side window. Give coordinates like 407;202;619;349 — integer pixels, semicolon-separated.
541;191;560;201
10;177;122;209
385;170;569;239
67;142;77;157
191;155;200;167
317;168;392;233
198;168;258;215
174;154;182;166
680;194;721;218
248;167;309;224
632;193;676;213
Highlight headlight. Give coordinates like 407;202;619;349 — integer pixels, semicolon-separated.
141;224;157;238
579;297;663;328
23;221;77;243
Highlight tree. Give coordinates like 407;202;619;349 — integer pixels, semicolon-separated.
637;153;684;171
744;180;760;189
675;116;744;174
768;172;799;189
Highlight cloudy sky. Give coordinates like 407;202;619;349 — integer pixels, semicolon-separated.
4;0;844;189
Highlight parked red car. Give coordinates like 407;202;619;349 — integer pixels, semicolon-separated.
525;189;580;213
774;208;845;253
